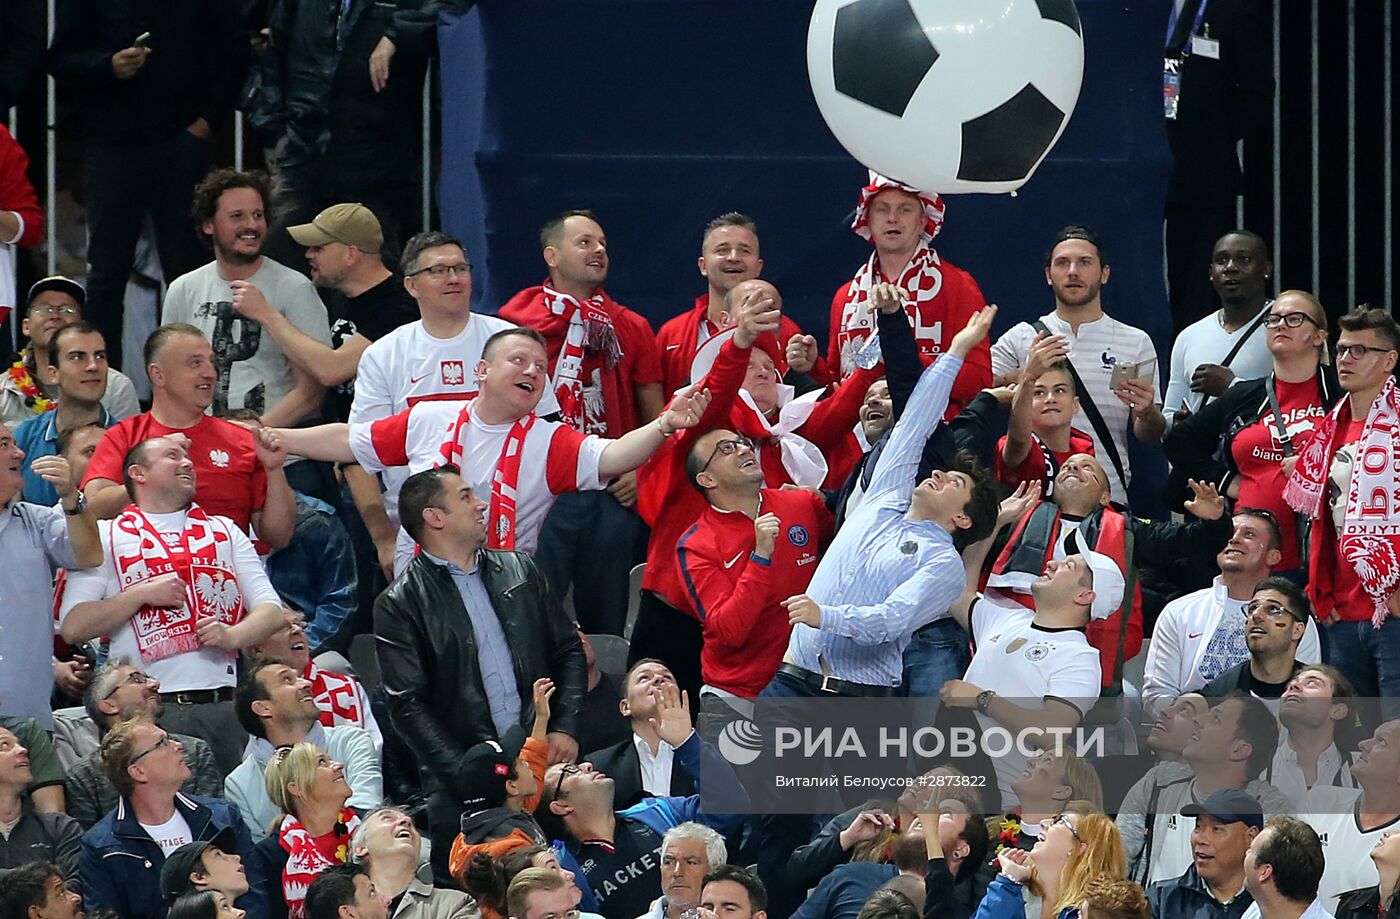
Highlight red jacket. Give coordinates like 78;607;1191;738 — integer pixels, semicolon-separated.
816;257;991;419
0;125;42;248
498;285;662;435
678;488;833;697
655;295;820;396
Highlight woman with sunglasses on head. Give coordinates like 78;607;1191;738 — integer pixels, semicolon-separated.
246;743;361;919
1165;290;1338;575
974;806;1127;919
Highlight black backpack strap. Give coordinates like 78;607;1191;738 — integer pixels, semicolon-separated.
1200;306;1271;409
1032;320;1129;494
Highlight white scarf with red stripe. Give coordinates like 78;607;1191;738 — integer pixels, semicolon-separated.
542;283;622;429
438;399;535;550
108;504;243;663
1285;374;1400;626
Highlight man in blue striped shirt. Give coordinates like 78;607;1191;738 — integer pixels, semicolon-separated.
764;288;1002;699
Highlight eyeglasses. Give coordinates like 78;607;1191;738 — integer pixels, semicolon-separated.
29;305;81;317
553;763;582;801
409;263;472;279
1244;600;1302;622
1048;813;1081;843
130;734;172;764
103;670;152;699
1335;343;1396;361
700;435;755;473
1264;312;1321;329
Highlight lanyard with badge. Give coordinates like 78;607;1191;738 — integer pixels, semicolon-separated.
1164;0;1218;120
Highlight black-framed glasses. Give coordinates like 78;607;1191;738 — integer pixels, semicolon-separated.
1264;311;1321;329
1244;599;1304;622
700;435;755;473
1335;343;1396;361
131;733;172;764
103;670;152;700
1047;813;1081;843
409;263;472;279
553;763;582;801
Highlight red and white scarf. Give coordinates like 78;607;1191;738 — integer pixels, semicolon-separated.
305;661;367;731
542;283;622;430
108;504;243;664
438;398;535;550
277;808;360;919
1285;375;1400;627
838;175;949;378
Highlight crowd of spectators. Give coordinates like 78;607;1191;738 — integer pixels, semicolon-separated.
0;5;1396;919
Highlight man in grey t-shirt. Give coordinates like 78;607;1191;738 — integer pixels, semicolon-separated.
163;169;331;427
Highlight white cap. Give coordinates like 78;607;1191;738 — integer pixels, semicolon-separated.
1068;528;1126;621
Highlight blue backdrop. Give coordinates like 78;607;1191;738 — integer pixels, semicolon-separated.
436;0;1175;511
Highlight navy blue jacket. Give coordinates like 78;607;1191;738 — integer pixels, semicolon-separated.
1146;865;1254;919
79;792;264;919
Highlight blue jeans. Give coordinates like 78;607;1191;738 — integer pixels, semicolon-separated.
900;618;971;708
1323;616;1400;722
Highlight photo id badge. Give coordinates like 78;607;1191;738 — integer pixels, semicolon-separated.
1192;36;1221;59
1163;57;1183;119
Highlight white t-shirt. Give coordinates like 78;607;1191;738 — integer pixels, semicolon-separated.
59;510;281;692
1162;305;1273;424
348;401;607;558
350;314;559;525
1305;786;1396;910
991;311;1160;503
163;258;331;420
964;595;1102;807
139;809;194;857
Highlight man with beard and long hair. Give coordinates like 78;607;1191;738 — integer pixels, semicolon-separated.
163;169;331;428
991;226;1166;504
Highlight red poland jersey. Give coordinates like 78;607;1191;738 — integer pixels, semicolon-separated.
677;488;833;698
655;295;820;396
347;401;608;555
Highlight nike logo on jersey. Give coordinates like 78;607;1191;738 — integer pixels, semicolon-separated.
723;551;745;569
665;344;682;351
1187;632;1203;639
409;371;431;384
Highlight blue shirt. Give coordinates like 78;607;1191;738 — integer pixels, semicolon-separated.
13;409;111;506
423;551;522;737
788;353;966;687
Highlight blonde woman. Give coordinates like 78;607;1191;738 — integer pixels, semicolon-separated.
973;809;1127;919
264;743;361;919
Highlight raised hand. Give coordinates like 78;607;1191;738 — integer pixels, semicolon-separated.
997;847;1035;883
869;283;908;315
838;810;896;849
1184;478;1226;520
949;305;998;358
31;455;76;499
649;683;694;747
254;425;289;470
531;677;556;738
1023;331;1070;381
997;480;1042;528
786;334;820;373
230;280;275;324
733;285;781;348
662;388;712;433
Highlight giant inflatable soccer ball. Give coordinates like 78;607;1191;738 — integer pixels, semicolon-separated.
807;0;1085;195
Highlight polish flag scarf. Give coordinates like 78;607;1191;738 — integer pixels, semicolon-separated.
278;808;360;919
542;284;622;430
305;661;368;731
108;504;243;664
837;175;949;378
1284;374;1400;627
437;398;534;550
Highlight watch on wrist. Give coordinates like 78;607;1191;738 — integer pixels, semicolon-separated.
657;416;676;438
976;689;996;714
64;492;87;516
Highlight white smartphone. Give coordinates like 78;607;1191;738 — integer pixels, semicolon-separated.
1110;357;1156;389
134;31;151;47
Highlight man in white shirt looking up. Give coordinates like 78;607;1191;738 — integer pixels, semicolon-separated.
1240;817;1334;919
991;226;1165;503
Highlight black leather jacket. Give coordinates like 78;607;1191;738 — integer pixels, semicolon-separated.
374;550;586;798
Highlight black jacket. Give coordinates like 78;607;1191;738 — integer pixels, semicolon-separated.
0;798;82;888
0;0;46;111
1199;659;1305;701
48;0;245;142
1336;887;1400;919
583;736;696;810
247;0;442;173
374;550;586;799
1164;370;1341;499
1146;865;1254;919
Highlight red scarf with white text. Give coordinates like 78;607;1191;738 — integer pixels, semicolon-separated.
437;399;535;550
1285;374;1400;626
277;808;360;919
305;661;367;730
108;504;243;663
543;283;622;430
